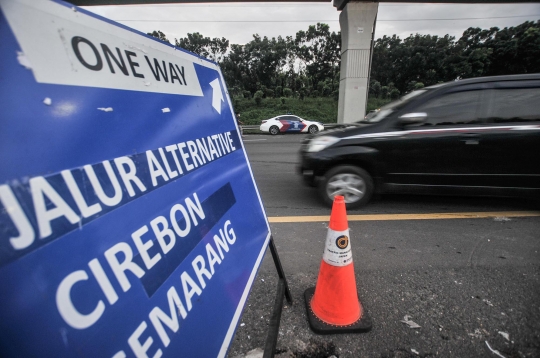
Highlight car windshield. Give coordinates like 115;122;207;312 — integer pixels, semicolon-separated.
360;89;428;123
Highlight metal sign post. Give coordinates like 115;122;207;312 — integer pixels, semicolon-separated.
0;0;289;356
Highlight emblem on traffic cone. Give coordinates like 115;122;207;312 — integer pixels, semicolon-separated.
304;195;372;334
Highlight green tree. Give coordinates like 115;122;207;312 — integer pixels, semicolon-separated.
175;32;229;63
295;23;341;96
370;20;539;93
389;88;400;99
372;33;460;92
254;90;264;106
221;34;291;94
455;27;495;78
370;80;381;98
381;86;389;99
265;88;275;98
147;30;170;44
478;21;540;76
149;20;539;109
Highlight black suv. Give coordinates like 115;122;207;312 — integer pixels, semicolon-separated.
299;74;540;209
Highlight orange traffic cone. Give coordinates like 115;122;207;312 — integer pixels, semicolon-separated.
304;195;372;334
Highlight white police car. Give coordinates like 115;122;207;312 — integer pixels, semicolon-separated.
260;115;324;135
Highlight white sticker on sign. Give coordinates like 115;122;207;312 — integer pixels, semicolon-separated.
2;0;203;97
322;229;353;267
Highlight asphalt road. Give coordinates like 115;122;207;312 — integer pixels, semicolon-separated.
228;133;540;358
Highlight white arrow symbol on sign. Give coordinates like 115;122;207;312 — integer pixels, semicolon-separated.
209;79;224;114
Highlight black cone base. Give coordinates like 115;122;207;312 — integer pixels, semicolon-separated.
304;287;372;335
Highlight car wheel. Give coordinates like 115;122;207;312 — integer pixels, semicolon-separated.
308;125;319;134
318;165;374;209
269;126;280;135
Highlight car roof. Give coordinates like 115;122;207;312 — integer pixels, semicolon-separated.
426;73;540;90
273;115;302;119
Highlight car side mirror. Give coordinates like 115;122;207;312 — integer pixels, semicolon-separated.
399;112;427;125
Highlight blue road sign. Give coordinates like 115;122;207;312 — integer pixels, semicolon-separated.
0;1;270;356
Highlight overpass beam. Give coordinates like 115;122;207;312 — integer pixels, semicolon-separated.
337;2;378;123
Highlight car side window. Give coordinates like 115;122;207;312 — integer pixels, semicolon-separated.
486;87;540;123
414;90;483;126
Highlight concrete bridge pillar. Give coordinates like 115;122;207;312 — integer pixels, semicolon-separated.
336;1;379;123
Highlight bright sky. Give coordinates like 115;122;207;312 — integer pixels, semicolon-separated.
83;2;540;45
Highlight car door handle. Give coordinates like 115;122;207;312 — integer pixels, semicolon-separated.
460;133;480;145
